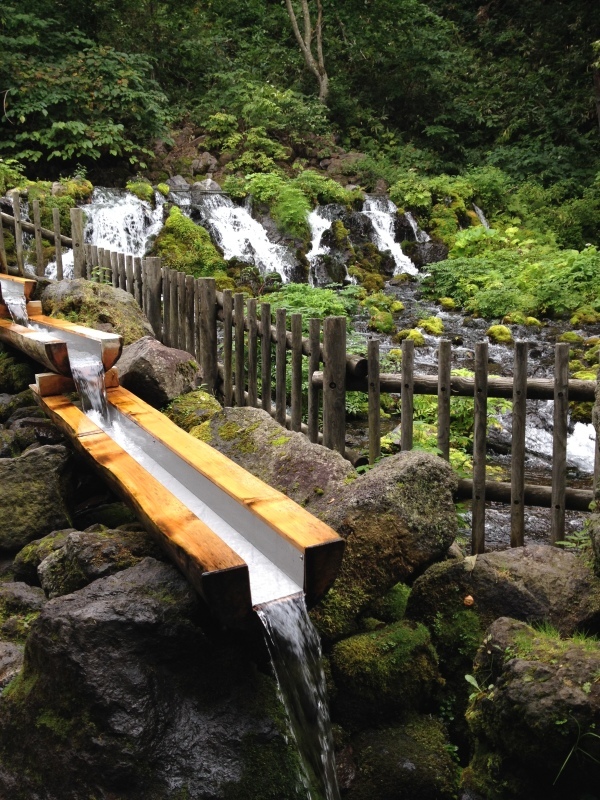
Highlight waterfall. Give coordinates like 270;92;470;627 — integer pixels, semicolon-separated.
192;194;294;281
257;595;340;800
46;189;165;280
0;278;29;326
473;203;490;229
405;211;431;243
362;196;417;275
307;207;334;268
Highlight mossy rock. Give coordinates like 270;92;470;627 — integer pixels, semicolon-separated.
502;311;526;325
13;529;75;586
73;501;138;530
41;279;153;345
486;324;513;344
152;206;226;277
126;180;154;204
417;316;444;336
330;620;442;728
570;306;600;326
524;316;542;327
165;390;222;432
362;292;403;315
570;400;593;423
393;329;426;346
368;310;395;335
573;368;599;381
0;346;35;394
0;390;36;424
156;183;170;198
0;582;46;643
438;297;456;311
558;331;585;345
368;582;411;623
346;717;460;800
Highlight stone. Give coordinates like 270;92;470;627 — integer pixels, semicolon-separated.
0;429;18;458
166;174;190;190
165;389;222;432
191;178;222;199
0;581;46;643
191;152;218;175
589;513;600;578
409;241;449;267
9;417;65;447
37;527;164;598
0;390;35;423
0;642;23;690
463;617;600;800
0;445;72;553
41;279;154;345
13;529;75;585
344;718;459;800
0;559;304;800
0;344;35;394
595;377;600;502
116;336;202;408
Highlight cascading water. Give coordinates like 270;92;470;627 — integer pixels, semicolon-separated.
0;278;29;326
306;206;355;287
473;204;490;229
192;194;294;281
46;188;165;280
362;196;417;275
67;346;109;419
404;211;431;243
257;595;340;800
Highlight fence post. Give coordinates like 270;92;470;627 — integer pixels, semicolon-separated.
247;298;258;407
291;313;303;431
437;339;451;460
52;208;63;280
70;207;84;278
261;302;272;415
32;199;45;277
275;308;287;425
194;279;201;364
133;257;143;306
102;249;112;285
0;218;7;273
169;270;178;347
11;193;24;276
162;267;171;346
117;253;126;290
223;289;233;405
307;318;320;444
126;255;134;296
551;342;570;544
185;274;195;356
472;341;488;554
144;256;163;340
110;251;119;288
368;338;381;465
510;340;528;547
234;293;246;406
322;316;346;455
401;338;414;451
177;272;186;349
199;277;218;394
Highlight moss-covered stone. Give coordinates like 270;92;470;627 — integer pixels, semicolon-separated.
126;179;154;204
0;390;36;424
152;206;226;278
486;324;513;344
417;316;444;336
393;328;426;346
438;297;456;310
368;582;411;623
330;620;442;728
570;306;600;326
156;183;170;198
0;346;35;394
165;390;222;432
367;310;395;334
525;316;542;327
13;529;74;586
558;330;585;344
0;582;46;644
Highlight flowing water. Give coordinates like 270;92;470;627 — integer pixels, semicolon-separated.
405;210;431;243
0;278;29;326
473;203;490;229
192;193;295;281
362;195;417;275
67;346;109;419
257;595;340;800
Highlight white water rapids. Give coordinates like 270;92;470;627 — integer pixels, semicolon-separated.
362;195;417;275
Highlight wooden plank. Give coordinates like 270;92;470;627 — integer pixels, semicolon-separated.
223;289;233;406
307;317;320;444
551;342;570;544
0;210;73;246
145;257;163;341
0;275;36;298
0;215;7;273
322;316;346;455
126;255;134;296
134;256;143;307
199;278;218;393
234;292;245;407
175;271;185;349
110;251;119;288
0;318;70;374
510;341;528;547
11;193;24;276
168;269;177;347
117;252;127;290
437;339;451;461
35;392;253;627
32;199;45;277
162;267;171;347
34;372;76;397
275;307;287;425
70;208;85;279
291;313;302;431
194;278;201;364
31;314;123;371
247;298;258;407
83;243;92;279
261;302;272;415
472;341;488;555
368;338;381;464
185;274;195;355
401;338;414;451
455;479;593;512
102;249;112;286
52;208;63;280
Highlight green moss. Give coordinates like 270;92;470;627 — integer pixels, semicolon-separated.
331;220;351;248
153;206;226;277
486;324;513;344
417;316;444;335
126;180;154;204
271;435;291;447
311;583;370;641
369;582;411;623
525;316;542;327
189;421;211;442
156;183;170;197
165;390;221;432
558;331;585;344
572;368;598;381
570;306;600;326
219;421;243;441
0;348;35;394
36;710;73;739
439;297;456;310
393;328;426;346
368;310;395;334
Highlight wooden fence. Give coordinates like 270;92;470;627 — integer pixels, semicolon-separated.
1;205;599;554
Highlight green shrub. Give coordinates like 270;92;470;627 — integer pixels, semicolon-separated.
153;207;225;277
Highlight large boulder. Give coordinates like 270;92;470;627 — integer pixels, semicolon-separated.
0;559;305;800
42;279;154;344
0;445;72;553
117;336;202;407
196;407;458;640
463;617;600;800
0;581;46;642
0;643;23;690
165;389;222;432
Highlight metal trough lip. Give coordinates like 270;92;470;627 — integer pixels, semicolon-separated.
29;315;123;373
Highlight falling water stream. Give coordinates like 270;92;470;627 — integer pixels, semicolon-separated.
362;195;417;275
0;278;29;326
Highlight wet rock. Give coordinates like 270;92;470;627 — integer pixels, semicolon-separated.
37;527;163;598
409;241;449;267
165;389;221;432
463;617;600;800
117;336;202;408
0;581;46;643
166;174;189;190
344;717;459;800
0;559;304;800
191;152;218;175
0;344;35;394
13;529;75;585
0;445;72;553
73;500;138;530
0;429;18;457
9;417;65;447
0;389;35;423
191;178;222;198
42;279;153;345
0;642;23;690
4;406;46;425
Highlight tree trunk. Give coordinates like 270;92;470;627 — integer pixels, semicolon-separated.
284;0;329;103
